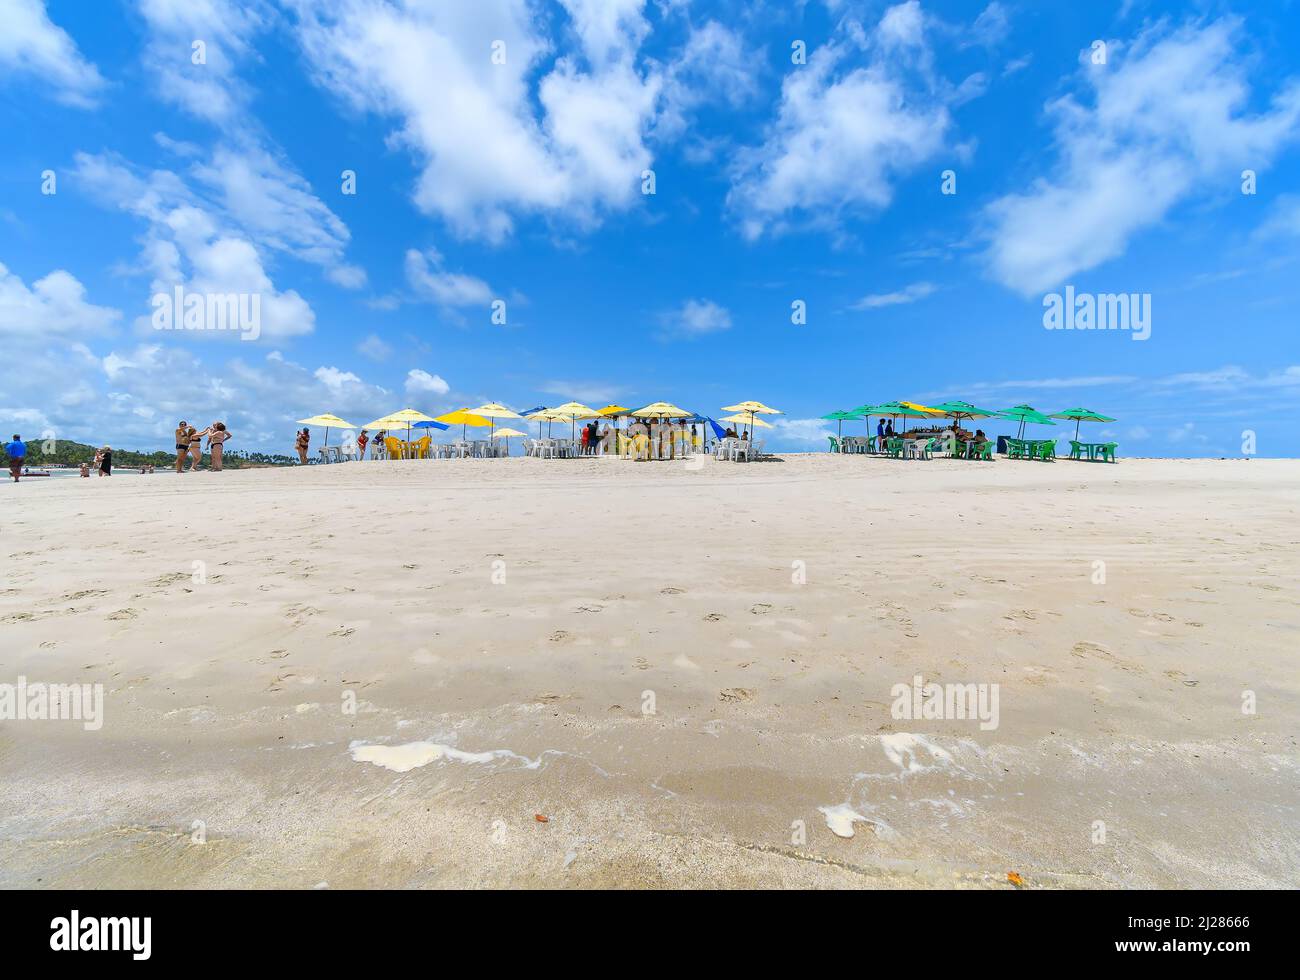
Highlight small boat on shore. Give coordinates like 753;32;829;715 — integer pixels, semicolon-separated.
20;468;52;477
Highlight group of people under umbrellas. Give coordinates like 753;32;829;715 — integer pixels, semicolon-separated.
822;401;1116;451
292;401;785;462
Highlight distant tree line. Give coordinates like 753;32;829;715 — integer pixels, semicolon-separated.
0;439;296;469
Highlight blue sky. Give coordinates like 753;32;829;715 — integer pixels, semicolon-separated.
2;0;1299;456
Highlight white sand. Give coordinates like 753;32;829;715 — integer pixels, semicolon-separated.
1;454;1297;888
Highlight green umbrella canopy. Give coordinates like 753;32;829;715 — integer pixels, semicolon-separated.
1050;407;1116;440
822;409;864;440
1049;407;1116;423
927;400;1004;420
998;404;1057;439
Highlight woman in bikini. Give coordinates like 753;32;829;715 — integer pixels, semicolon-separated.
207;422;231;472
174;421;190;473
295;428;310;464
188;425;207;471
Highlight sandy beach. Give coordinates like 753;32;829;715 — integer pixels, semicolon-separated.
1;454;1296;889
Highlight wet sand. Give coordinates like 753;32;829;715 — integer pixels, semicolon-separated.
1;454;1297;888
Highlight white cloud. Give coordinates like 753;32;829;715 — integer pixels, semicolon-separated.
405;369;450;396
849;281;936;310
773;417;836;444
287;0;666;242
404;248;494;308
983;18;1300;295
0;261;120;337
357;333;392;361
0;0;106;106
189;143;364;289
661;298;732;337
538;379;628;404
728;4;952;239
135;0;268;124
73;152;316;340
656;20;759;138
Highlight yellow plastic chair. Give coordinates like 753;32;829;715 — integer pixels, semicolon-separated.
413;435;431;459
384;436;406;459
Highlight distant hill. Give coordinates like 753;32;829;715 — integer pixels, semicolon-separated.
0;438;296;469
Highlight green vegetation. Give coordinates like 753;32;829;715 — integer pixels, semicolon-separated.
0;439;296;469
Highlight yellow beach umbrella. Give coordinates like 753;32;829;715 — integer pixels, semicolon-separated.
490;426;526;455
469;402;522;439
540;401;600;441
722;400;782;435
435;408;491;441
596;403;630;438
297;413;356;451
632;401;692;419
363;407;437;448
720;413;772;429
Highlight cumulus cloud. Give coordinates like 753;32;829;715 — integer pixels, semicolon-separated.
405;368;450;396
660;298;732;337
0;0;106;106
287;0;668;242
404;248;494;308
73;152;316;340
982;18;1300;295
0;261;121;337
727;2;953;239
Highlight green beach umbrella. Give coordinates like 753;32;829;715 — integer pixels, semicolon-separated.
1049;407;1117;440
926;400;1004;427
821;409;862;439
998;404;1057;440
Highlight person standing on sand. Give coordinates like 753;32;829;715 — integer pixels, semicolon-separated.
295;427;310;464
207;422;231;471
99;446;113;476
93;446;103;474
357;430;369;460
175;421;190;473
188;425;208;471
5;434;26;482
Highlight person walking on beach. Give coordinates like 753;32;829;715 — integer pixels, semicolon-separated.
5;434;26;482
207;422;231;471
357;429;369;460
99;446;113;476
295;427;310;464
175;421;190;473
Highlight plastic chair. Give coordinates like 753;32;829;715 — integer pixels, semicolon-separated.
1097;442;1118;463
828;436;841;453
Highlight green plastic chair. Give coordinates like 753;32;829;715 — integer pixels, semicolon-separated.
1068;440;1083;460
975;440;993;460
1037;440;1056;461
827;436;841;453
1097;442;1118;463
1007;438;1024;460
886;437;904;459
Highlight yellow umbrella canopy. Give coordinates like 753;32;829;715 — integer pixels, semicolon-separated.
490;427;527;438
597;404;630;417
720;413;772;429
722;400;782;434
539;401;601;440
632;401;692;418
296;413;356;452
469;402;522;419
433;408;490;441
468;402;522;438
297;413;356;428
722;401;782;415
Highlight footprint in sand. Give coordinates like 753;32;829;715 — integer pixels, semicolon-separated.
660;587;685;596
107;609;139;621
750;603;772;615
719;687;756;703
704;613;725;622
549;630;572;643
